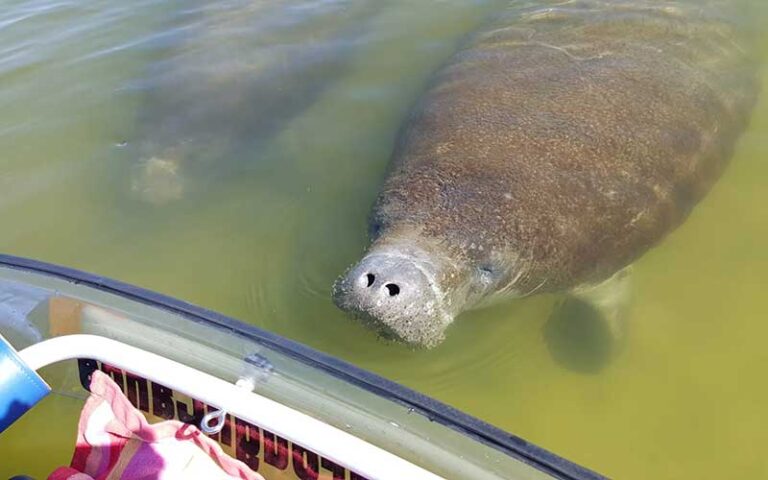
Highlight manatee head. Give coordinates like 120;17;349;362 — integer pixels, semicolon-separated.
130;143;187;205
333;226;509;348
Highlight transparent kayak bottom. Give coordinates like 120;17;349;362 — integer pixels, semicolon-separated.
0;254;603;480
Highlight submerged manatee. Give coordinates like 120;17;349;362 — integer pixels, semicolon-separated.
129;0;378;204
334;0;759;347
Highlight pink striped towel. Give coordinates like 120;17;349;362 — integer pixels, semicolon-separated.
48;370;264;480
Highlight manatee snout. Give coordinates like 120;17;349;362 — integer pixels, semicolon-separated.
332;250;452;348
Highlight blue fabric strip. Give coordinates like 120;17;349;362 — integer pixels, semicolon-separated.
0;335;50;433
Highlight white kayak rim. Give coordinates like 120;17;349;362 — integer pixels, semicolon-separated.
19;334;444;480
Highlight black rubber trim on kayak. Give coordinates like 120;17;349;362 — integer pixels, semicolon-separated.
0;253;605;480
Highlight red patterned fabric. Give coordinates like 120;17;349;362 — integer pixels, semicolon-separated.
48;370;265;480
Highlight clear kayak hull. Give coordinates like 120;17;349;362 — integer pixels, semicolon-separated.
0;254;603;480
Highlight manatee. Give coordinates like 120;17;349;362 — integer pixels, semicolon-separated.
333;0;759;348
128;0;379;204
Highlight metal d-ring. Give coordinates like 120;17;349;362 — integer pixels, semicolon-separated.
200;408;227;435
199;377;257;435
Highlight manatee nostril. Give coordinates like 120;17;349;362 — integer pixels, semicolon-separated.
385;283;400;297
365;273;375;287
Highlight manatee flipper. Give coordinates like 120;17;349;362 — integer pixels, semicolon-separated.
544;267;633;373
571;267;634;343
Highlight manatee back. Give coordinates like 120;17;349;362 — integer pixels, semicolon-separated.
374;0;760;293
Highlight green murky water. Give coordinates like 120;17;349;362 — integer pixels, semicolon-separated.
0;0;767;478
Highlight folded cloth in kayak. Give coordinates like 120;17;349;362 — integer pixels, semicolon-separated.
48;370;264;480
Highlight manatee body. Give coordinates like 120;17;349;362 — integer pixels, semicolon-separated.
333;0;759;347
129;0;378;204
